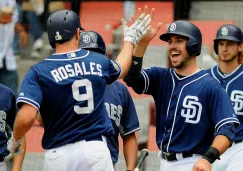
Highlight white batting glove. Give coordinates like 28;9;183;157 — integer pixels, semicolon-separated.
121;13;152;46
7;133;24;155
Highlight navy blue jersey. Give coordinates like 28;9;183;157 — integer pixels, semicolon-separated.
0;84;16;156
207;65;243;141
17;49;121;149
104;81;140;163
130;68;239;154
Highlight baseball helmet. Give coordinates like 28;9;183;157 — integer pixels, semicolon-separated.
47;10;83;49
79;31;106;55
160;20;202;56
214;24;243;54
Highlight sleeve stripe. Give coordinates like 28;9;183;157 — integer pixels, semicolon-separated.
115;61;122;80
16;100;40;112
121;127;141;137
141;69;150;93
17;97;40;109
215;117;238;129
216;120;240;132
143;70;150;93
141;71;147;93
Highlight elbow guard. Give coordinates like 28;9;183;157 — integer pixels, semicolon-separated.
123;56;143;87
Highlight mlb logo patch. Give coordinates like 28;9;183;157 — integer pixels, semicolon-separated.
67;52;76;58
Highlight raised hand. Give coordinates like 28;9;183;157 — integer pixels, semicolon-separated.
121;12;152;46
132;5;162;43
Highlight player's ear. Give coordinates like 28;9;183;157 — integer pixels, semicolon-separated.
76;28;80;40
238;42;243;52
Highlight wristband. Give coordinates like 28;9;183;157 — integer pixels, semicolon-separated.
202;147;220;164
132;56;143;68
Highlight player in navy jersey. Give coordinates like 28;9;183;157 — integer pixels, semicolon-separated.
6;8;153;171
79;31;140;171
0;84;26;171
207;24;243;171
124;19;240;171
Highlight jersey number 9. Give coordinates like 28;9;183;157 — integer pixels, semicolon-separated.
72;79;94;114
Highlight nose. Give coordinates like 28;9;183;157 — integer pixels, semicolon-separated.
221;44;227;51
168;41;177;49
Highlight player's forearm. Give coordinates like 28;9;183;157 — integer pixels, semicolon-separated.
12;136;26;171
201;135;231;165
123;133;138;170
115;42;134;79
211;135;231;155
133;41;149;58
13;104;37;140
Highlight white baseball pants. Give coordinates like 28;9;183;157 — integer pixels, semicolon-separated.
43;137;114;171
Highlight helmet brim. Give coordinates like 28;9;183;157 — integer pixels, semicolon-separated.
160;32;190;42
214;36;242;43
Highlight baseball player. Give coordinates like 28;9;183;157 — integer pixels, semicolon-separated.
207;24;243;171
124;20;239;171
7;8;152;171
79;31;140;171
0;83;26;171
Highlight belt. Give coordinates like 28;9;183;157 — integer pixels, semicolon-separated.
234;140;243;144
86;135;103;142
161;152;193;161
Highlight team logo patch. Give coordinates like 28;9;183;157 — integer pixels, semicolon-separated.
181;95;202;124
83;35;90;43
55;32;62;41
221;27;228;36
231;90;243;115
170;23;176;31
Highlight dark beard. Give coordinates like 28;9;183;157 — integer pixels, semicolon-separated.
173;56;190;69
219;55;238;63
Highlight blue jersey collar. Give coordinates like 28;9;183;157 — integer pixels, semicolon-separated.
45;48;89;61
216;64;242;79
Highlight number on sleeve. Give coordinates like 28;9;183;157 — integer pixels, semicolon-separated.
72;79;94;114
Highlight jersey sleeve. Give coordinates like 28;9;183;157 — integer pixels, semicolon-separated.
210;87;240;140
128;67;165;95
119;85;140;137
105;59;121;85
6;90;17;129
16;68;43;111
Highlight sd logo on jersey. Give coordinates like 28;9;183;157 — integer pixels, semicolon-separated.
181;96;202;124
231;90;243;115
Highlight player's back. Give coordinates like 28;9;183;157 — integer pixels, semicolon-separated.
17;49;118;149
0;84;16;156
104;81;140;163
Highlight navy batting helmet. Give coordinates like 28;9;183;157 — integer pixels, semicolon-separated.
214;24;243;54
79;31;106;55
160;20;202;56
47;10;83;49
